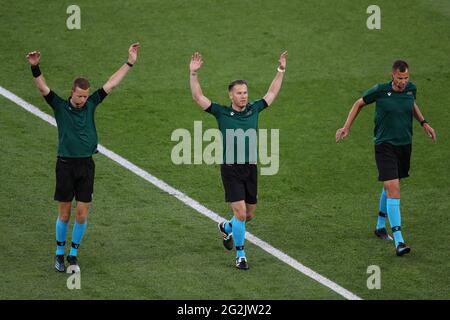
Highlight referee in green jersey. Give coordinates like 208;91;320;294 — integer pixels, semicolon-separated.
336;60;436;256
189;51;287;269
27;43;140;272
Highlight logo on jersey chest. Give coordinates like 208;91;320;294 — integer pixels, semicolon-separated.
230;110;253;116
387;91;413;97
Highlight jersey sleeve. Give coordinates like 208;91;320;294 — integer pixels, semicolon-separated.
44;90;65;110
252;99;269;112
88;88;108;108
362;84;380;105
204;102;223;118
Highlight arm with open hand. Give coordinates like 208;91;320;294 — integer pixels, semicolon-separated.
413;102;436;141
26;51;50;96
263;51;287;106
189;52;211;110
102;43;140;94
335;98;366;142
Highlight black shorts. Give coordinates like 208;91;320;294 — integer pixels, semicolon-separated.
375;143;411;181
54;157;95;202
220;164;257;204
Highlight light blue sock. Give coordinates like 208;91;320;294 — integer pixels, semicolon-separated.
376;188;387;230
224;216;235;234
55;218;69;255
232;218;246;258
69;221;87;256
386;198;404;247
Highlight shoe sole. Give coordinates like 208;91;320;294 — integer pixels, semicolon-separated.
223;236;233;251
218;222;234;251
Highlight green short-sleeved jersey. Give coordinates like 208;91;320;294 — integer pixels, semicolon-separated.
44;88;107;157
206;99;268;164
362;81;416;146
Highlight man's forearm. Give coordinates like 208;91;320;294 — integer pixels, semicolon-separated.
190;72;203;100
267;71;284;96
189;71;211;109
263;71;285;105
31;65;50;96
103;63;132;93
34;77;48;95
413;103;425;122
343;100;364;130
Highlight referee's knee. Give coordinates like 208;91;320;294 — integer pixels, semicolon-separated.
75;213;88;224
383;180;400;198
58;212;71;222
385;186;400;198
233;211;247;222
75;205;90;223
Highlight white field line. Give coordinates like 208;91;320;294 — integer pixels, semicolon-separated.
0;85;362;300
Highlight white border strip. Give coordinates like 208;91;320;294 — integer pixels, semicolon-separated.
0;85;362;300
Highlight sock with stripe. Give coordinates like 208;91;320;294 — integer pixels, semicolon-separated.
55;218;69;255
376;188;387;230
386;198;404;247
224;216;236;234
69;221;87;257
232;218;246;258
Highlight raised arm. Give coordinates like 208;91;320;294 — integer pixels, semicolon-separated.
413;102;436;141
26;51;50;96
189;52;211;110
263;51;287;106
335;98;366;142
102;43;140;94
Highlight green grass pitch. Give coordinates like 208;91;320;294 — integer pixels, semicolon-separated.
1;0;449;299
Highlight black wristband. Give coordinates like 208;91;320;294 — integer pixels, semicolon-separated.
31;64;41;78
420;119;428;127
126;61;133;67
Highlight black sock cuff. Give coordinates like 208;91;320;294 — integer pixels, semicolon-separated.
71;242;80;249
378;211;387;218
392;226;401;233
56;241;66;247
236;246;244;251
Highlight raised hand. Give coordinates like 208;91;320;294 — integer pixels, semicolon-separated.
190;52;203;73
128;43;140;65
26;51;41;66
278;51;288;70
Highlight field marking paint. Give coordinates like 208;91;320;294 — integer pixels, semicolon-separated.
0;85;362;300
